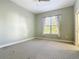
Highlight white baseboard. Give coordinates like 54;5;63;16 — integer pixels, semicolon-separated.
35;37;74;43
0;37;35;49
0;37;74;48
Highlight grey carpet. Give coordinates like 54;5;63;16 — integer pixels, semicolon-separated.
0;39;79;59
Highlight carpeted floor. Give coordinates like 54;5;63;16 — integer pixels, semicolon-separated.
15;39;79;59
1;39;79;59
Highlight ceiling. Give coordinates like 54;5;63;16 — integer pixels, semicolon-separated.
10;0;75;14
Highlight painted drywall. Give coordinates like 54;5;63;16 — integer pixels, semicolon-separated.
35;6;74;41
0;0;35;45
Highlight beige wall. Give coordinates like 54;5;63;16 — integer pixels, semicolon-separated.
35;6;74;41
0;0;35;45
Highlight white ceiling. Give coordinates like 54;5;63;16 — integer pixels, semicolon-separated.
10;0;75;14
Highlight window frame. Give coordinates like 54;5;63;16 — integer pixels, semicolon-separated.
42;15;61;35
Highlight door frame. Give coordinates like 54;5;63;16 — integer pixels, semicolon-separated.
75;9;79;46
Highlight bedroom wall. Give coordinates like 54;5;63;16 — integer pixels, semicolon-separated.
0;0;35;45
35;6;74;41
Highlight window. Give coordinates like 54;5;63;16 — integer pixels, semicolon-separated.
43;16;60;34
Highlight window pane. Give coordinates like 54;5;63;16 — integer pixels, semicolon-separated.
51;16;57;25
44;17;50;25
43;25;50;34
52;25;57;33
43;17;50;34
51;16;58;34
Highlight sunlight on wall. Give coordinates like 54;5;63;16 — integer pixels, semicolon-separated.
5;12;28;40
